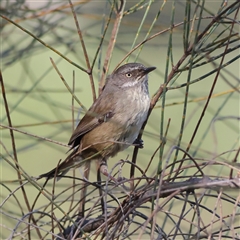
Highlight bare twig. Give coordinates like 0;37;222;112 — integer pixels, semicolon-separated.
68;0;96;101
0;71;42;238
99;0;126;92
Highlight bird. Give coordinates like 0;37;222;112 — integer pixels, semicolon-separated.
40;63;156;181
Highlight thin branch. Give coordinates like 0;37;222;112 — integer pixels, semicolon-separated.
99;0;126;92
68;0;96;101
0;124;69;148
0;71;43;238
0;14;87;73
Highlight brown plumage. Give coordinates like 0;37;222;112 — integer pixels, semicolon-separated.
40;63;156;179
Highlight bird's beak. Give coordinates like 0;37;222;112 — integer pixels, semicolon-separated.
144;66;156;74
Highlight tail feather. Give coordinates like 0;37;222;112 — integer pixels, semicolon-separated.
39;149;82;180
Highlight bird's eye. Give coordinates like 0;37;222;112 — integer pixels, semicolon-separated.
126;73;132;77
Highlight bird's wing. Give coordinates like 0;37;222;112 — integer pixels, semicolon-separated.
68;112;100;147
68;91;115;148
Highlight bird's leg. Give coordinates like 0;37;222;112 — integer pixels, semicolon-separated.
133;138;144;148
78;160;90;217
97;166;107;215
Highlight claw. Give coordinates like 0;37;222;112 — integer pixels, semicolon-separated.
133;139;144;148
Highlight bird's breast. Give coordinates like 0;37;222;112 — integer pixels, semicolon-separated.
114;86;150;147
81;86;150;158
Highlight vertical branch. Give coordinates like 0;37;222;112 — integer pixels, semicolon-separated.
158;0;176;175
72;70;76;133
182;4;239;157
68;0;96;101
172;2;239;181
130;0;239;180
70;70;77;212
99;0;126;92
170;0;206;180
0;71;42;238
91;1;115;71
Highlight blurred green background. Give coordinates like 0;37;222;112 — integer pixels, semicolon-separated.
1;0;239;239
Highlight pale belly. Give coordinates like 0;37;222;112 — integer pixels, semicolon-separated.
115;89;150;152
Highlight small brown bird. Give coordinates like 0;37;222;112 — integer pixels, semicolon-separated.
40;63;156;180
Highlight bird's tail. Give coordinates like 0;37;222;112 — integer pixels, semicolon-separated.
39;148;83;180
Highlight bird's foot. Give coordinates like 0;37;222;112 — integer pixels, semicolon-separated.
133;138;144;148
